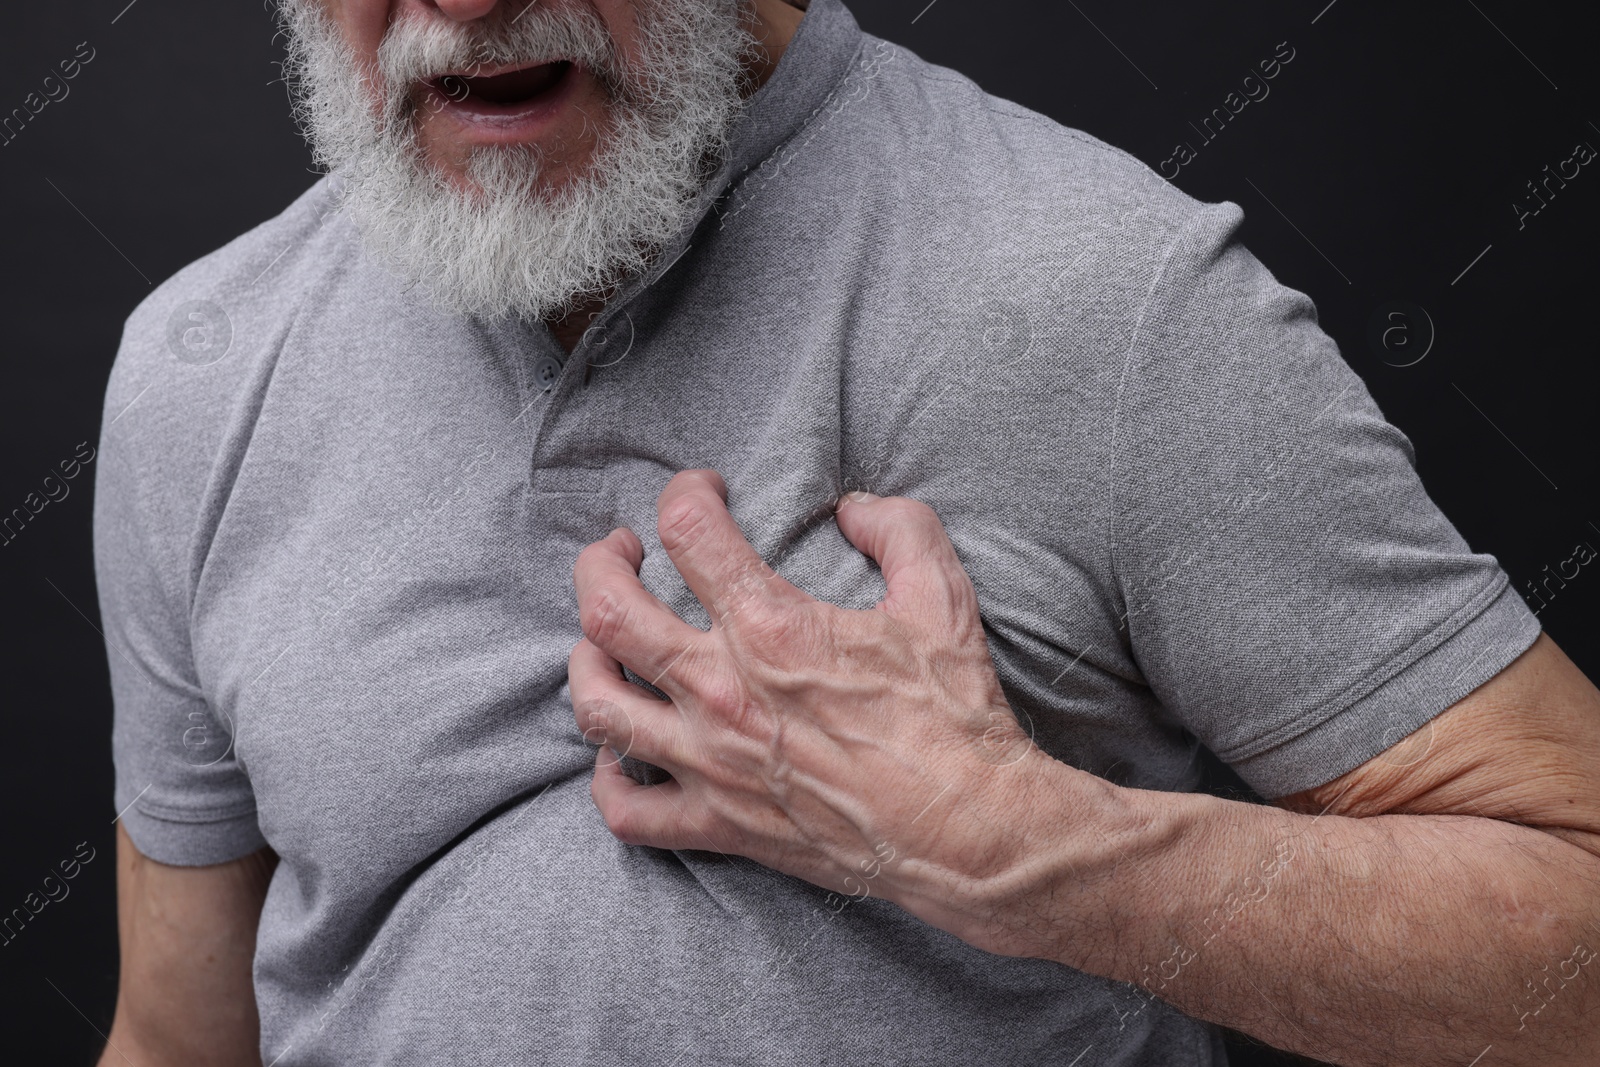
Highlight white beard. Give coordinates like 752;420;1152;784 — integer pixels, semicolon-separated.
277;0;755;322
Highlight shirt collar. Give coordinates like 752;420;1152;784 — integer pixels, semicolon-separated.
723;0;865;185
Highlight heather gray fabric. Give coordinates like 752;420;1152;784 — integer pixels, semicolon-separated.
93;1;1540;1063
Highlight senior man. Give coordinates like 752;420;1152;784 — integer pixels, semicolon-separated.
93;0;1600;1064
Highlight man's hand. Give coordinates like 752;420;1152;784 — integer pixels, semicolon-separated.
568;468;1086;948
573;468;1600;1067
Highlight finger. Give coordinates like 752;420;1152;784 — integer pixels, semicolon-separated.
833;492;978;621
569;637;688;773
590;748;705;851
656;470;809;628
574;526;707;693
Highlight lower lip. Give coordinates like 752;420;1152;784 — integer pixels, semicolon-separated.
418;62;582;143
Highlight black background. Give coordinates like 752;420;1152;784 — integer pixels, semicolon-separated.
2;1;1595;1063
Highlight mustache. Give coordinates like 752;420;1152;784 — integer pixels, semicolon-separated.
377;3;621;88
274;0;753;322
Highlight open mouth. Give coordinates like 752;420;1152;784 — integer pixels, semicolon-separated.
430;60;576;117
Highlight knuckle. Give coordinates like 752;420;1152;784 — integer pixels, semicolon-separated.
699;672;745;717
736;600;792;650
573;695;613;736
716;574;772;628
657;499;710;554
669;642;719;698
579;583;631;647
739;597;821;659
597;795;635;843
700;674;765;736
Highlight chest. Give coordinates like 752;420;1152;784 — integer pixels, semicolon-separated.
185;301;1183;872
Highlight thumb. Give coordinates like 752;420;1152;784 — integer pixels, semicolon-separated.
833;491;976;621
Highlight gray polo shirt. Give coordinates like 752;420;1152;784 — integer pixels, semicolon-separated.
94;0;1540;1062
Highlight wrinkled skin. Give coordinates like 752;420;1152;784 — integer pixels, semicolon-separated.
569;469;1091;955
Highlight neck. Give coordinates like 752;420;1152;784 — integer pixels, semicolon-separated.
544;0;806;354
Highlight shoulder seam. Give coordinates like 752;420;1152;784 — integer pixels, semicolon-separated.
1105;202;1219;638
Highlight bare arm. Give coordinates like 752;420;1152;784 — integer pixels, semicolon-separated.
98;823;278;1067
1005;633;1600;1066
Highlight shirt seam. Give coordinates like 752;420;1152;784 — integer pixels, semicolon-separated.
179;187;337;629
134;796;260;825
1105;203;1216;633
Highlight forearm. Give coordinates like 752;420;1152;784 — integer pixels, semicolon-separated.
985;770;1600;1066
102;826;276;1066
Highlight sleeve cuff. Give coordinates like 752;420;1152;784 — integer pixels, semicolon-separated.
1230;577;1543;800
118;803;269;867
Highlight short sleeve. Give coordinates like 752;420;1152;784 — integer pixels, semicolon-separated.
1110;201;1542;799
94;339;266;866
